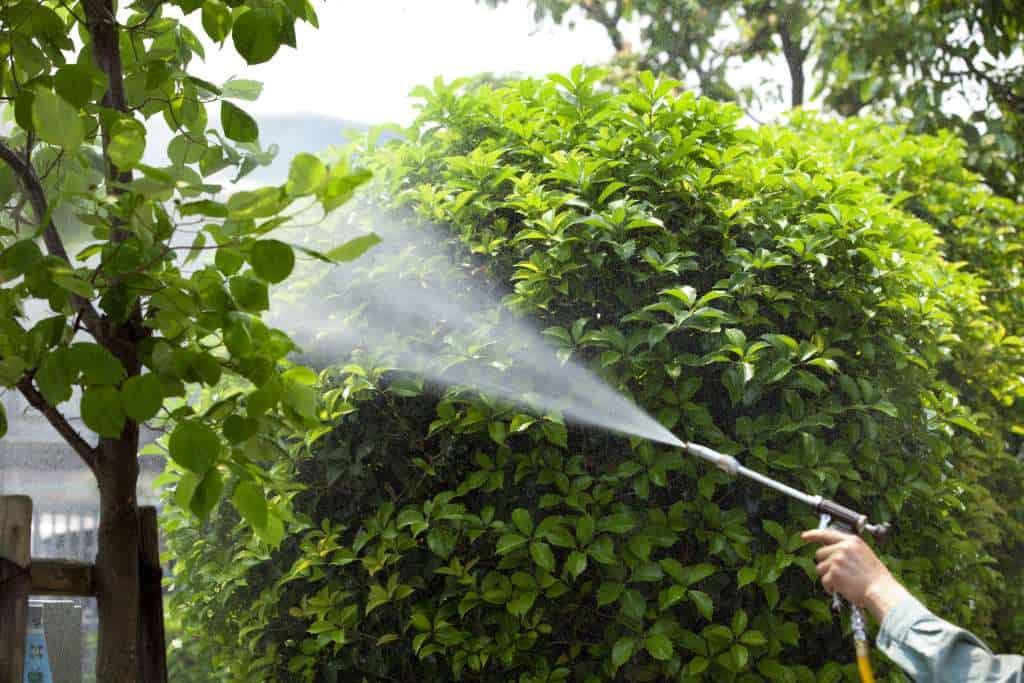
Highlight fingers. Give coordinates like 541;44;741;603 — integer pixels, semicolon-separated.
815;544;844;562
801;528;852;545
821;566;838;593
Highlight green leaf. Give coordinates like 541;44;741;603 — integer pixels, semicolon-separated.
175;472;199;510
327;233;381;262
619;589;646;620
576;515;595;545
221;78;264;101
529;540;556;572
679;562;717;586
728;643;749;671
731;609;748;636
611;637;635;670
872;399;899;418
221;101;259;143
565;550;587;579
632;561;664;582
232;480;268;529
53;64;97;109
0;401;6;439
70;343;126;385
53;274;94;298
511;508;533;536
496;533;528;555
190;468;224;520
597;581;624;606
321;166;372;210
644;634;674;661
31;88;84;150
587;535;616;564
119;374;164;423
689;590;714;619
0;358;27;387
229;275;269;312
201;0;233;42
758;659;787;678
36;351;75;405
739;630;767;646
169;420;221;474
659;585;688;610
108;117;146;169
0;165;15;206
737;566;758;589
762;519;787;544
282;377;318;419
542;421;568;447
597;512;636;534
488;420;506;445
232;9;282;65
81;386;126;437
507;590;537;616
0;240;43;278
539;523;576;549
216;246;245;275
286;153;326;196
627;534;651;560
223;415;258;444
426;528;454;559
250;240;295;284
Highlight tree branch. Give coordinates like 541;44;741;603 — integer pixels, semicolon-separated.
81;0;151;363
0;140;105;340
16;377;98;476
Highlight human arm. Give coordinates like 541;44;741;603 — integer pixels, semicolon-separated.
802;529;1024;682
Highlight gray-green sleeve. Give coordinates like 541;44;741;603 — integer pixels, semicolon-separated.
876;594;1023;682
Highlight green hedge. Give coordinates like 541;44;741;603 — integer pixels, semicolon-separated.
163;69;1024;682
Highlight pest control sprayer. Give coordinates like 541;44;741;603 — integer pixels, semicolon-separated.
679;441;890;683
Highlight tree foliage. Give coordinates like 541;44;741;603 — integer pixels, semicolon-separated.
164;70;1023;682
0;1;372;678
478;0;1024;198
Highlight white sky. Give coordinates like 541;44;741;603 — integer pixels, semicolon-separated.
193;0;625;125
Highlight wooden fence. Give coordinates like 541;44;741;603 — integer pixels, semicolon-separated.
0;496;167;683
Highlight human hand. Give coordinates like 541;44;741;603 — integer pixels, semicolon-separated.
801;528;910;622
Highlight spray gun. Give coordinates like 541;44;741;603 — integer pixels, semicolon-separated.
679;442;889;683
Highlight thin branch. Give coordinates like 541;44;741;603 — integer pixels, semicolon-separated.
55;0;87;25
16;376;98;476
0;140;105;339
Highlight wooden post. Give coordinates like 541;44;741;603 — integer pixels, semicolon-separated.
0;495;32;683
137;506;167;683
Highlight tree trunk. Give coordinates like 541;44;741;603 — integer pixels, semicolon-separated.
778;9;807;108
789;57;805;108
94;434;141;682
81;3;149;680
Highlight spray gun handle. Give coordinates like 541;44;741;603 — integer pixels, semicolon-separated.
818;513;847;615
817;498;891;541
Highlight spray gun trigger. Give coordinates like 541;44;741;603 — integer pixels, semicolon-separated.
817;514;846;615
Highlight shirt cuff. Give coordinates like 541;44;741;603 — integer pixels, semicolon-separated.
877;594;931;649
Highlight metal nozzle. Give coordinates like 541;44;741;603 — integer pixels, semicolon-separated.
681;442;740;475
679;440;891;540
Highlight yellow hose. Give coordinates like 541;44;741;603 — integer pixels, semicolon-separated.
855;640;876;683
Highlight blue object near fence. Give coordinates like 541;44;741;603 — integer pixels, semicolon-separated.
23;612;53;683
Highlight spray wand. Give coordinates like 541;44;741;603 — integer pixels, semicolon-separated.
679;441;889;683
